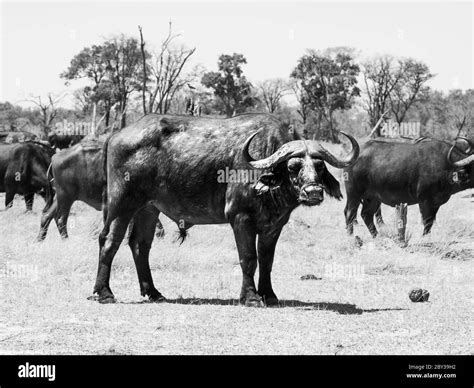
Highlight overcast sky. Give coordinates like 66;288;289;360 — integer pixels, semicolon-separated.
1;1;472;107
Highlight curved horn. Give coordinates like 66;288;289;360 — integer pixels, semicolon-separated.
307;131;360;168
242;132;307;170
447;144;474;167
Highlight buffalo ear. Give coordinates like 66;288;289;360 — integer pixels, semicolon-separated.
253;172;281;195
322;169;342;200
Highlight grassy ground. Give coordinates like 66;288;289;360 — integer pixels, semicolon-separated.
0;185;472;354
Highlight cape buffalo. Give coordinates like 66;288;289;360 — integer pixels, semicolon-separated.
47;132;85;150
350;136;429;227
0;141;54;211
344;137;474;237
0;131;38;144
37;139;164;240
93;113;359;306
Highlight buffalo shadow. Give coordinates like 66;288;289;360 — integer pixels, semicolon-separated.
148;297;406;315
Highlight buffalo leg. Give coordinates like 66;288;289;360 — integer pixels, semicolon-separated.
361;198;380;238
37;196;58;241
395;203;408;242
375;205;384;225
257;227;283;306
4;187;14;209
24;193;34;211
419;201;440;235
94;213;133;303
56;197;73;239
344;197;361;235
128;205;165;302
232;213;262;307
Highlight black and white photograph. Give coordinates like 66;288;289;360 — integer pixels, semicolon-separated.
0;0;472;384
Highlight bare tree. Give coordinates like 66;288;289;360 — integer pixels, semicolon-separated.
389;58;434;125
139;23;196;115
72;88;92;113
362;55;403;135
26;94;63;136
257;78;290;113
138;25;148;115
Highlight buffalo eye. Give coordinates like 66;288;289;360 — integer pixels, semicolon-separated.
313;160;325;172
287;159;302;173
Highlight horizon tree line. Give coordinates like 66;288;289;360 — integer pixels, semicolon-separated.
0;25;471;143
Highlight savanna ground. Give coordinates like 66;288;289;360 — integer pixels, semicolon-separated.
0;168;473;355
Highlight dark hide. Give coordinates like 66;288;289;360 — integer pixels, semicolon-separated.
93;113;358;306
48;132;85;150
344;138;474;237
0;142;53;211
37;139;164;241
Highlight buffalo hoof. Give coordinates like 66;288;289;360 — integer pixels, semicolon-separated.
92;286;116;304
263;296;279;307
258;291;279;307
99;295;117;304
245;298;264;308
148;293;166;303
241;293;264;307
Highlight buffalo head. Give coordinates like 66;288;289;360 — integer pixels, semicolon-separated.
243;131;359;206
447;137;474;185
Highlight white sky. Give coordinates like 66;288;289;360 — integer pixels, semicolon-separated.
1;1;473;107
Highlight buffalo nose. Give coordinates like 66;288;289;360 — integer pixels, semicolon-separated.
303;185;323;199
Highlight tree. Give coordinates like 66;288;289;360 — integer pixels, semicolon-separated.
291;48;360;142
445;89;474;138
61;45;116;127
362;55;404;135
139;23;196;115
26;94;63;136
257;78;289;113
61;45;109;86
290;79;311;126
0;102;23;130
389;58;434;126
102;35;146;128
201;53;256;117
62;35;146;129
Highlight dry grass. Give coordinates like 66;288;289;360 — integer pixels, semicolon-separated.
0;185;472;355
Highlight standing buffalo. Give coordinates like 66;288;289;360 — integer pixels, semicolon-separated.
37;139;165;240
0;131;38;144
47;132;85;150
37;139;105;240
344;137;474;237
350;136;429;227
0;141;54;211
93;113;359;306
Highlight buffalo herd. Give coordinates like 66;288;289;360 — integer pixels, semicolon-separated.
0;113;472;306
